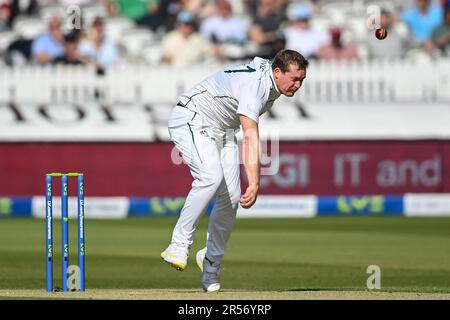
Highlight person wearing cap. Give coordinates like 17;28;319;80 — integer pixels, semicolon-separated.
283;4;330;59
317;26;358;61
162;10;214;66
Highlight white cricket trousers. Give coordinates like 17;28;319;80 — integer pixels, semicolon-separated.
167;105;241;265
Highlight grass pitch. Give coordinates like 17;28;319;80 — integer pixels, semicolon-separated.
0;217;449;298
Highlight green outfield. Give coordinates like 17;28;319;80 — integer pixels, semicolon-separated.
1;217;450;295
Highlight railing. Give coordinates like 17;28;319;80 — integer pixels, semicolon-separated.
1;59;449;105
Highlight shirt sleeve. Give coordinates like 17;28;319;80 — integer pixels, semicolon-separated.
31;36;46;56
200;19;212;41
401;10;413;26
78;40;91;56
236;82;264;123
101;40;119;66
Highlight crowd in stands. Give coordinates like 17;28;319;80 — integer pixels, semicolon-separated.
0;0;449;71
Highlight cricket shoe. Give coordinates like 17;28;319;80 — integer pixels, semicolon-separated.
161;242;189;271
196;247;207;272
202;255;221;293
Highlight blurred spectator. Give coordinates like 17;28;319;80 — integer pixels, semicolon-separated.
274;0;288;14
155;0;184;32
404;0;447;10
245;0;286;18
317;26;358;61
432;5;450;54
162;10;213;66
310;0;321;14
154;0;215;32
243;0;258;17
31;16;65;64
200;0;247;44
2;0;38;64
7;0;38;28
53;32;93;65
402;0;443;52
283;5;330;59
248;0;288;59
79;17;120;69
107;0;161;31
367;8;408;59
184;0;216;20
0;1;11;31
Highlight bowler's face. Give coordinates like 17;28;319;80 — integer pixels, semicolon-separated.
273;64;306;97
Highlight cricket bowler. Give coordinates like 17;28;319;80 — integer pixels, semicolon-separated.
161;49;309;292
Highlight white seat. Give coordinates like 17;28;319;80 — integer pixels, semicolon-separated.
150;103;173;124
341;28;356;44
229;0;246;16
393;21;409;39
120;28;156;57
321;1;354;16
311;17;332;33
220;43;247;60
0;31;19;53
39;5;65;21
356;43;369;60
141;44;162;65
13;17;47;39
345;17;368;41
366;1;397;14
405;49;433;64
104;17;136;42
155;124;171;142
80;3;109;20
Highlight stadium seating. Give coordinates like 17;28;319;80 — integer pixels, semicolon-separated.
0;31;18;54
12;17;47;39
0;0;447;68
38;4;66;21
0;0;449;110
119;28;157;60
104;17;135;43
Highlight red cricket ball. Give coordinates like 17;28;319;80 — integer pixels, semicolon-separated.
375;28;388;40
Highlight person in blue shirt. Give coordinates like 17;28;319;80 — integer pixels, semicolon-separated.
402;0;443;52
31;16;65;64
78;17;120;69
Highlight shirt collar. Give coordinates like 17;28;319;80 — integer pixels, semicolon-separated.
269;66;280;93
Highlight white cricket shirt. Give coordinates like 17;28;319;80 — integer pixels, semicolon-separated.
178;57;281;132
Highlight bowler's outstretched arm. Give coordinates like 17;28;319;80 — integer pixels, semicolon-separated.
239;115;260;209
